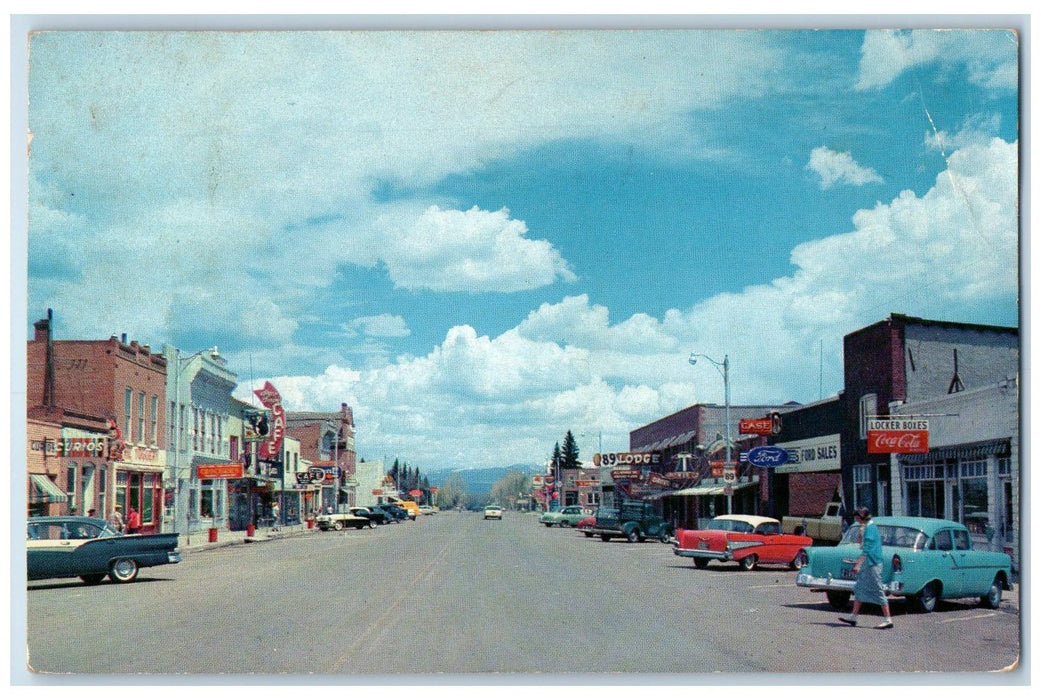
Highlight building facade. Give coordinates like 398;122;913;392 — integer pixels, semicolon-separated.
285;404;357;511
163;345;238;536
767;396;845;522
889;376;1020;567
629;402;791;528
27;315;168;532
841;314;1018;519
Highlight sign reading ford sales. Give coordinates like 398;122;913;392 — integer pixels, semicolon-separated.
867;419;929;454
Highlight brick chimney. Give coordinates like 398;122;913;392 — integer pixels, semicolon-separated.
33;317;49;342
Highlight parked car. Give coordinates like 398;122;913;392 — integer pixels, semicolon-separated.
347;507;384;526
539;505;590;528
483;504;503;520
379;504;409;522
589;502;674;543
795;516;1014;612
576;514;596;537
315;509;370;531
673;514;812;571
26;516;181;584
419;505;437;515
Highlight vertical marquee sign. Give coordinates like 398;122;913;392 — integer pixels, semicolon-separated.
253;381;286;460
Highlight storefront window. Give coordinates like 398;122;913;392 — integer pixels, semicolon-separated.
116;471;128;512
852;464;874;513
66;464;77;510
142;473;155;523
200;483;214;518
959;461;989;536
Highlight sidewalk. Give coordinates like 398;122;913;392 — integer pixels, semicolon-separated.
177;522;317;553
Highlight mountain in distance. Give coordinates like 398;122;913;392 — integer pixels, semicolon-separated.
425;464;545;496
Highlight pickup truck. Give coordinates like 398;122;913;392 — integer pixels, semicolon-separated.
587;501;674;543
315;508;371;531
781;501;846;544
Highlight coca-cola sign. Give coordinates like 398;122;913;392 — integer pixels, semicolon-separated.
867;430;929;454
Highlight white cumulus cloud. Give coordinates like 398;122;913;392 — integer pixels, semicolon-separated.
807;146;884;189
246;134;1017;468
856;29;1018;92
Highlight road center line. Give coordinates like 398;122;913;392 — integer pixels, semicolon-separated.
326;527;461;672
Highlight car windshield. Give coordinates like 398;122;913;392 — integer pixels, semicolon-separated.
705;518;754;534
838;523;928;550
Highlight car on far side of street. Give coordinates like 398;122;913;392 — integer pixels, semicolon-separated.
419;505;438;515
484;504;504;520
27;516;181;585
378;504;409;522
796;516;1013;612
539;505;590;528
347;507;384;526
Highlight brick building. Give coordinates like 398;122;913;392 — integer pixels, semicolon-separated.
27;313;168;532
285;404;356;511
630;402;791;528
840;314;1018;518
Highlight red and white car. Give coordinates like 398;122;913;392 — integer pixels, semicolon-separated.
576;514;596;537
673;514;812;571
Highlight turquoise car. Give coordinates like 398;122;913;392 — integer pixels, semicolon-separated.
795;516;1012;613
539;505;590;528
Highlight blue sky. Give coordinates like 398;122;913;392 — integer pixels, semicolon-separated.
22;27;1020;469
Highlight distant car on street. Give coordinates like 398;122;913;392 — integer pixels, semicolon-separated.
483;504;503;520
419;505;438;515
796;515;1014;612
673;514;812;571
539;505;590;528
27;516;181;584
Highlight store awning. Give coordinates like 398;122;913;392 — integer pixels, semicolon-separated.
663;478;759;498
29;474;68;503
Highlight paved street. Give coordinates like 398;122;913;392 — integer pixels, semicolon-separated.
25;511;1020;678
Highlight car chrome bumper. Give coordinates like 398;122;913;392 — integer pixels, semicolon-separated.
168;552;182;564
795;572;904;594
673;546;730;561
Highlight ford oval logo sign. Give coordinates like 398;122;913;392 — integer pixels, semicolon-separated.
747;446;789;468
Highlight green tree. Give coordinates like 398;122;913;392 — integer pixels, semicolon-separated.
435;473;468;509
562;430;580;469
490;471;532;509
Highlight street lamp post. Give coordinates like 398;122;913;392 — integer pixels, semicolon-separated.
689;352;732;513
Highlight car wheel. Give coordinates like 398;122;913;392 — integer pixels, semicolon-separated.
659;530;672;544
584;532;593;538
559;521;569;527
108;558;138;583
790;550;807;571
826;591;851;610
369;520;377;528
915;582;940;613
693;558;709;570
739;554;757;571
626;529;640;543
80;574;105;585
980;576;1003;609
543;522;552;527
600;534;612;542
333;521;344;531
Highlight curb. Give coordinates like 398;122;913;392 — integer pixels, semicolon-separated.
178;524;317;553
